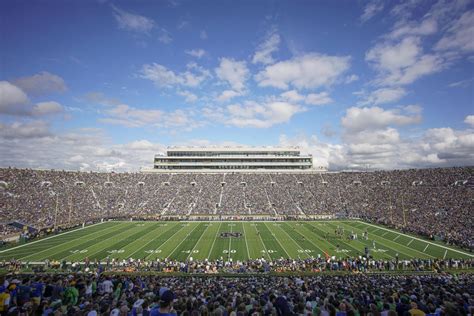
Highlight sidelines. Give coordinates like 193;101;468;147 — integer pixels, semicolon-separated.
359;221;474;258
0;221;109;254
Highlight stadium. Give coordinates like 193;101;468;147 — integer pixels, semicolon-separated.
2;0;474;315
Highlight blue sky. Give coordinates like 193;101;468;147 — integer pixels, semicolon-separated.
0;0;473;171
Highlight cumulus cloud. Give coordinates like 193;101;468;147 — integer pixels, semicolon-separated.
0;126;167;172
111;5;155;33
252;28;280;65
0;81;30;115
177;90;198;103
215;58;249;92
366;37;445;86
0;81;64;116
216;90;242;102
203;101;304;128
140;62;211;88
255;53;350;90
0;120;52;139
280;90;332;106
360;0;384;23
341;106;422;133
13;71;67;96
465;115;474;127
358;87;407;105
185;48;206;58
32;101;64;116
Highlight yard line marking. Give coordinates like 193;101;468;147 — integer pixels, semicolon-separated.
242;222;251;259
393;235;401;241
18;222;128;260
264;222;291;258
407;239;414;246
128;223;179;259
0;221;109;254
311;221;394;260
359;221;473;258
443;249;448;259
255;224;272;261
187;222;210;260
423;244;429;252
144;224;187;260
166;223;201;259
228;223;233;260
382;232;389;237
276;224;308;259
288;223;327;258
207;222;222;259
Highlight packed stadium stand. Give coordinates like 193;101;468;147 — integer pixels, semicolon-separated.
0;167;473;249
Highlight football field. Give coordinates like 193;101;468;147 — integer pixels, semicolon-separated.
1;221;472;262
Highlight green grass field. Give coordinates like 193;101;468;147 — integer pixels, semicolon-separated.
1;221;472;262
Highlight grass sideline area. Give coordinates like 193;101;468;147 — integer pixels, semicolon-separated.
0;220;472;263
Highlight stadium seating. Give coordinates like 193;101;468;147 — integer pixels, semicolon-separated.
0;167;472;248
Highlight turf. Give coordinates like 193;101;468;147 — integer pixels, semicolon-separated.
0;221;472;262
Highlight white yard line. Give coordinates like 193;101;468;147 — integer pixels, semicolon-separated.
359;221;473;257
166;223;201;259
382;231;389;237
186;223;210;260
407;239;414;246
144;224;187;260
443;249;448;259
242;223;251;259
393;235;401;241
423;244;429;252
207;222;222;259
128;223;177;259
0;221;108;254
264;222;291;258
275;224;308;259
228;223;233;260
255;224;272;260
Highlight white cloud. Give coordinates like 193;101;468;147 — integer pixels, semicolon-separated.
435;10;474;53
111;5;155;33
32;101;64;116
360;0;384;23
203;101;304;128
366;37;445;86
305;92;333;106
13;71;67;96
0;120;51;139
185;48;206;58
345;74;359;83
341;106;422;133
252;28;280;65
177;90;198;103
358;87;407;105
0;81;30;115
217;90;242;102
464;115;474;127
140;62;211;88
387;18;438;39
255;53;350;90
158;28;172;44
215;58;249;92
280;90;333;106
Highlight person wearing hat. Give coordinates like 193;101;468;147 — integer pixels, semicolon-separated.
150;290;176;316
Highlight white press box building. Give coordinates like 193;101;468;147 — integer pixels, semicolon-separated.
152;147;317;172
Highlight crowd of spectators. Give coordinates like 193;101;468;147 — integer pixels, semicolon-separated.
0;167;472;248
1;272;473;315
